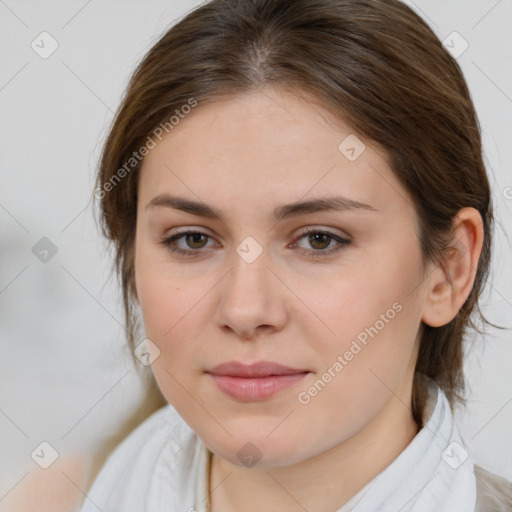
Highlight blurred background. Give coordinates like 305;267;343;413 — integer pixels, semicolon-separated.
0;0;511;510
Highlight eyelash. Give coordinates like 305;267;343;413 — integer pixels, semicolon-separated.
160;227;351;259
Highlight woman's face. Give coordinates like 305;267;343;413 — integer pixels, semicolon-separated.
134;87;430;467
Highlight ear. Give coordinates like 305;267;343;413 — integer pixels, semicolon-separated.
421;207;484;327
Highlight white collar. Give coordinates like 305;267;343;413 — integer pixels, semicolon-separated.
337;375;476;511
147;374;476;512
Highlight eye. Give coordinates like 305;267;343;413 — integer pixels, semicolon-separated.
160;228;351;259
160;230;217;257
291;228;351;257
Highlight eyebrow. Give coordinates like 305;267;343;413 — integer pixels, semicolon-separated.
145;194;378;222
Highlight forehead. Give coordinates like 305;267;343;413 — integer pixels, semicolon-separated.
138;87;412;221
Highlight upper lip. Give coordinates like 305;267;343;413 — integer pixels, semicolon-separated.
207;361;309;377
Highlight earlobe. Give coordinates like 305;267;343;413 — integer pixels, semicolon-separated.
421;207;484;328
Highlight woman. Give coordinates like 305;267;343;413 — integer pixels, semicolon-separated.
82;0;512;510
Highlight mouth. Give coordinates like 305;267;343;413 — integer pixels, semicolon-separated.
206;361;310;401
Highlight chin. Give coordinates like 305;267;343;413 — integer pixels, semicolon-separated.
199;425;315;468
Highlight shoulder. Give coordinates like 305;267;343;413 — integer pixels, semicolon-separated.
80;403;194;511
474;464;512;512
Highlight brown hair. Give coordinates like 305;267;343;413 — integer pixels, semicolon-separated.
95;0;497;426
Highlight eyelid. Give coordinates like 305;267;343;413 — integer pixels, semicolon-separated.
162;229;219;252
293;225;351;241
163;225;350;242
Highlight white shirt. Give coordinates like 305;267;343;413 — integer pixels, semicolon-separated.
80;376;477;512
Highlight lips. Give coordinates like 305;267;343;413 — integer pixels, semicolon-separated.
206;361;310;401
208;360;309;377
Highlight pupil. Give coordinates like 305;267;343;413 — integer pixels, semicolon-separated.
311;233;329;249
188;233;205;247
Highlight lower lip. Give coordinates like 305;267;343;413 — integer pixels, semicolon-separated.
209;373;308;401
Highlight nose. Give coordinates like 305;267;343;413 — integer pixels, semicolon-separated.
213;247;288;341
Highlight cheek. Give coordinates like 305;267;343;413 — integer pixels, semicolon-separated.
294;302;420;446
134;244;214;375
310;263;418;350
135;244;189;349
137;276;197;358
135;261;171;336
304;247;423;407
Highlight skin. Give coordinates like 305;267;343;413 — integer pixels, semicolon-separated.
134;86;483;511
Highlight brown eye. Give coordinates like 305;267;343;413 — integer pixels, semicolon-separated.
160;230;216;257
308;232;332;250
292;228;351;258
185;232;209;249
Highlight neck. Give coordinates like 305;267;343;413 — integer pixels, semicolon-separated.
209;386;420;512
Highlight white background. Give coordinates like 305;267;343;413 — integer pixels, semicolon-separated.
1;0;511;508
